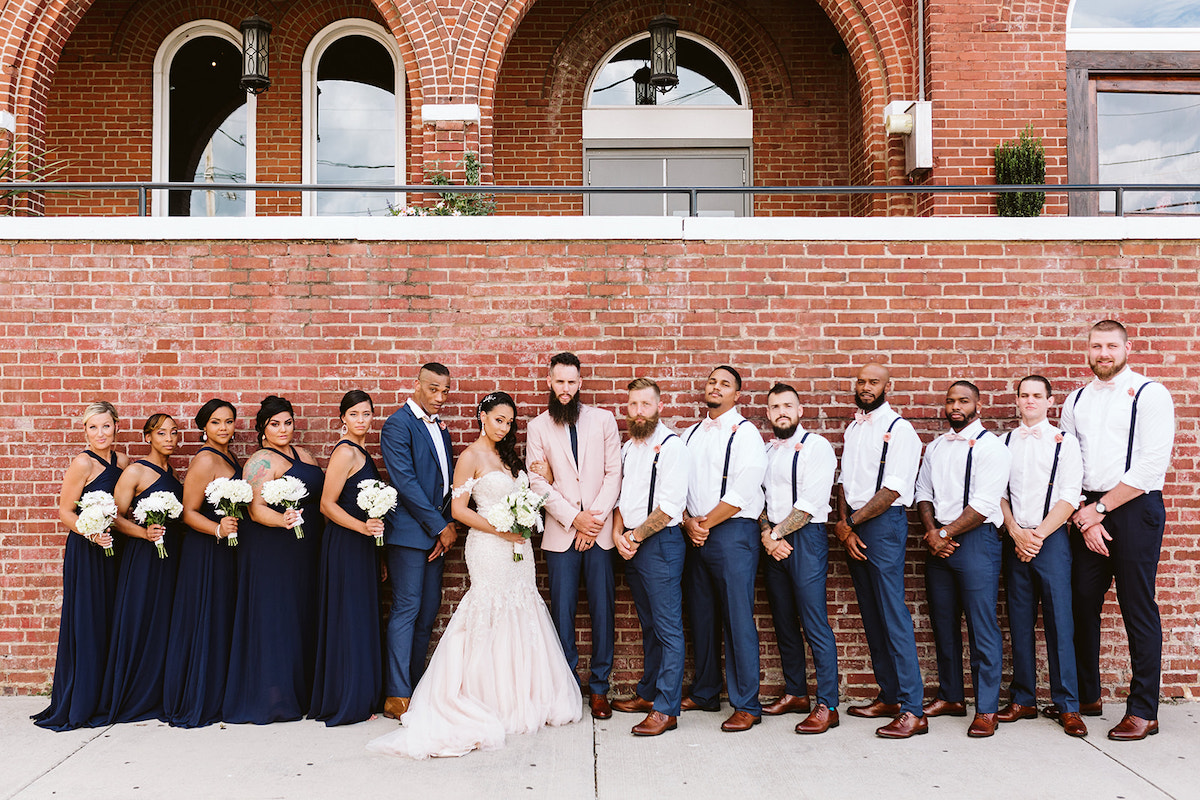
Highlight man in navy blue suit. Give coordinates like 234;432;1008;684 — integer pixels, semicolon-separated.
379;362;457;720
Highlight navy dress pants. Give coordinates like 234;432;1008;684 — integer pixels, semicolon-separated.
546;542;615;695
626;525;686;715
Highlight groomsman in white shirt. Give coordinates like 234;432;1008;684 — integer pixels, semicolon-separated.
915;381;1011;738
611;378;690;737
997;375;1087;737
1061;320;1175;741
759;383;840;734
681;365;768;733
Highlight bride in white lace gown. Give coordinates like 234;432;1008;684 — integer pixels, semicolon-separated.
368;392;582;759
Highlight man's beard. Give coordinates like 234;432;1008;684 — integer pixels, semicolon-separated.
945;411;976;432
548;390;581;426
1089;352;1127;381
854;390;887;413
628;413;659;441
771;420;799;440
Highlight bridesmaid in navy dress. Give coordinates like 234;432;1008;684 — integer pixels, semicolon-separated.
223;395;325;724
310;390;384;725
96;413;184;724
34;401;129;731
163;399;241;727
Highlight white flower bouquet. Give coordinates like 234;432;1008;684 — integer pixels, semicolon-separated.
132;490;183;558
76;490;118;556
205;477;253;546
356;479;398;547
484;473;548;562
261;475;309;539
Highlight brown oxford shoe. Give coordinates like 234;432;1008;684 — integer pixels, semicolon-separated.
612;695;654;714
922;698;968;717
996;702;1038;723
1107;714;1159;741
875;712;928;739
762;694;811;716
795;704;839;735
680;696;721;713
967;712;998;738
590;693;613;719
1043;700;1102;720
632;710;678;736
846;699;902;718
720;710;762;732
382;696;409;721
1058;712;1089;738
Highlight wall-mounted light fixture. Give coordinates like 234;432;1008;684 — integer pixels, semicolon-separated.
239;15;272;95
648;15;679;94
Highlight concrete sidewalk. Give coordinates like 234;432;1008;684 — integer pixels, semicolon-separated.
4;697;1197;800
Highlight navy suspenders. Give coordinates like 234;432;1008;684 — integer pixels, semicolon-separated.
961;429;990;511
1071;381;1151;472
646;433;677;517
686;418;749;497
791;432;811;506
1004;430;1063;519
874;417;903;492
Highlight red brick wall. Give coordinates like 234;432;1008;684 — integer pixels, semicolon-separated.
3;235;1197;704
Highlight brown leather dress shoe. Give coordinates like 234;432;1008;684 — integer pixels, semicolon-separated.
996;702;1038;722
1058;712;1089;737
590;693;613;719
795;704;839;734
762;694;811;716
632;710;678;736
680;696;721;713
382;696;410;720
720;710;761;732
1107;714;1158;741
1043;699;1102;719
922;698;968;717
967;712;998;738
846;699;902;718
612;695;654;714
875;712;928;739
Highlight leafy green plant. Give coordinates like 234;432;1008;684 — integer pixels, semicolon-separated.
392;151;496;216
1;139;68;215
994;125;1046;217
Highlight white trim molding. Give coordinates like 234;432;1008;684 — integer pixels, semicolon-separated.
419;104;483;124
1067;29;1200;51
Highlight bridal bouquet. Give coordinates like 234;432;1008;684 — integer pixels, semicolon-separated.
132;491;183;558
485;473;548;562
76;490;118;556
204;477;253;546
261;475;308;539
356;479;398;547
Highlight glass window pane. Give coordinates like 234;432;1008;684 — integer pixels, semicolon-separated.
589;37;741;107
1070;0;1200;29
316;36;396;216
1097;91;1200;214
190;105;247;217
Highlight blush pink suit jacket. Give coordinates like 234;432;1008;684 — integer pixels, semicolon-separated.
525;404;622;552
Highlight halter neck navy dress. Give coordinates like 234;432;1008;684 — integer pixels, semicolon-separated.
223;446;324;724
163;446;241;727
310;440;383;725
94;459;183;724
33;451;123;731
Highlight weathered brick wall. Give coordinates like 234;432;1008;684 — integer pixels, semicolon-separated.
3;234;1197;703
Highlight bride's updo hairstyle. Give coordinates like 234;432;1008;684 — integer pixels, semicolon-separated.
478;391;523;477
255;395;295;446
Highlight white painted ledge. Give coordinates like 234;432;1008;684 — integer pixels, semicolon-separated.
0;214;1198;241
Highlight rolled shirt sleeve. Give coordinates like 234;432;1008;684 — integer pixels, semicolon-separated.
880;420;922;498
1123;382;1175;492
792;435;836;522
719;422;767;516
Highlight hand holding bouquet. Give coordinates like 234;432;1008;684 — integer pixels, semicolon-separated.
261;476;308;539
76;490;118;556
356;479;398;547
132;491;183;558
484;473;548;562
204;477;252;546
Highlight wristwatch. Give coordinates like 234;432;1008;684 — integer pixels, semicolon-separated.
1095;501;1108;515
626;530;639;545
938;528;949;540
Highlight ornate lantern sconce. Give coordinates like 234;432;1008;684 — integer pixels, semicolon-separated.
633;66;656;105
648;14;679;94
240;14;272;95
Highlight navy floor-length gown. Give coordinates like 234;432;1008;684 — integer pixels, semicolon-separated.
93;460;183;725
33;451;123;731
223;446;324;724
310;441;383;726
163;447;241;728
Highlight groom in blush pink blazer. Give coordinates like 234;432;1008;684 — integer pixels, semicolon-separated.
526;352;622;720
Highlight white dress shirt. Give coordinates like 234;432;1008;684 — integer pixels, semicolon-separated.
763;426;835;525
619;422;689;530
1002;420;1083;529
1059;367;1175;494
915;419;1011;527
684;407;766;521
406;397;450;497
840;402;922;509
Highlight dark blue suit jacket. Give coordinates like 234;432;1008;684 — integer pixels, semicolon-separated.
380;402;454;550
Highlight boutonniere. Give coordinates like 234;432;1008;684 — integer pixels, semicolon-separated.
1054;433;1064;444
882;433;891;443
1127;387;1136;397
438;420;447;430
653;444;661;454
794;441;804;451
968;439;976;448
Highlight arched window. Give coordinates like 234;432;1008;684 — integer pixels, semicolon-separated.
153;22;255;217
302;21;405;216
1067;0;1200;214
583;34;752;216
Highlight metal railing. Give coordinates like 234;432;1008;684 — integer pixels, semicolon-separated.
1;180;1196;217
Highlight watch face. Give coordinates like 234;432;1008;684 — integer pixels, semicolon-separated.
939;529;948;539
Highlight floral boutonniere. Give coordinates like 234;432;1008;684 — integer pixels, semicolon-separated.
1054;433;1064;444
968;439;976;448
653;444;662;454
882;433;891;443
438;420;447;430
794;441;805;451
1127;387;1136;397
